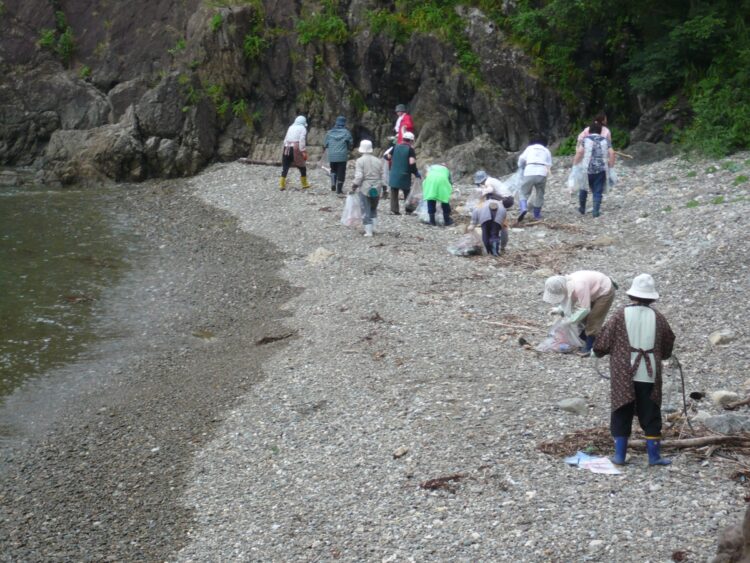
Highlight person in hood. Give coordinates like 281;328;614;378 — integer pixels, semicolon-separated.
280;115;309;190
350;139;383;237
517;137;552;221
324;115;354;195
466;188;507;256
594;274;676;467
393;103;414;144
421;164;454;227
543;270;616;356
385;131;420;215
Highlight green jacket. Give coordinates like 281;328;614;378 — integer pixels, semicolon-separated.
388;143;415;189
422;165;452;203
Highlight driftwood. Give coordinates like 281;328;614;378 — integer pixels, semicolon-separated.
725;397;750;410
482;320;541;331
238;157;282;166
630;435;750;450
255;331;297;345
615;150;633;159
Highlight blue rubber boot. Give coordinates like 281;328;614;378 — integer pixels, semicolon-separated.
517;199;528;222
532;207;542;220
611;436;628;465
578;335;595;357
578;190;587;215
490;241;499;256
592;196;602;218
646;439;672;466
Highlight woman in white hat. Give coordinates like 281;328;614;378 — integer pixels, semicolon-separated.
593;274;676;466
350;139;384;237
542;270;616;356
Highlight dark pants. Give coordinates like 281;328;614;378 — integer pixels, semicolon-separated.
579;171;606;215
390;187;410;214
281;149;306;178
481;221;501;254
426;199;451;224
610;381;662;437
330;161;347;193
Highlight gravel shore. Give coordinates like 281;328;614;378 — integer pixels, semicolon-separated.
1;151;748;562
179;154;749;562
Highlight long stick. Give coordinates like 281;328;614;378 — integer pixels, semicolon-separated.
629;436;748;450
482;320;541;330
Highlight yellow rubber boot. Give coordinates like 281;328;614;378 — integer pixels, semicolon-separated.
279;177;286;190
301;176;310;189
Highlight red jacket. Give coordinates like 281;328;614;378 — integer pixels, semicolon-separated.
395;113;414;144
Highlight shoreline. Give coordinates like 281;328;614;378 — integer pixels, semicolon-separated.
0;151;747;560
0;180;298;560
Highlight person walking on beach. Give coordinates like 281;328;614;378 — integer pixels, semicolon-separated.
517;137;552;221
573;121;615;217
350;139;383;237
386;131;420;215
466;189;507;256
324;116;354;195
542;270;616;357
394;104;414;144
593;274;676;466
280;116;309;190
422;164;454;226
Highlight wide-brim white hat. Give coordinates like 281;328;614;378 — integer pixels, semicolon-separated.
543;275;567;304
626;273;659;300
357;140;373;153
402;131;415;141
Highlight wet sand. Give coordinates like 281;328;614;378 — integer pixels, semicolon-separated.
0;180;297;560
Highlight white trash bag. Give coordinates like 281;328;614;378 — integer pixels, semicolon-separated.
536;320;585;353
341;194;363;227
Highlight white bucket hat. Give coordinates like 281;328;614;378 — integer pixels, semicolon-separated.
357;139;373;154
626;273;659;300
402;131;415;142
543;275;568;304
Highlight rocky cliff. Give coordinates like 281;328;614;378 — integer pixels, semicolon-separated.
0;0;572;184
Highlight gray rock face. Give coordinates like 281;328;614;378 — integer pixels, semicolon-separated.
0;1;573;183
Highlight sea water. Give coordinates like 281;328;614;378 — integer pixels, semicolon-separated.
0;180;133;399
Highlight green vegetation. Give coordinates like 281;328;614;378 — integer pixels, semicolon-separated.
662;206;672;213
365;2;482;84
734;174;749;185
686;200;700;208
243;33;267;60
38;10;75;66
706;165;718;173
711;195;725;204
686;171;697;178
554;136;577;156
499;0;750;156
79;65;91;79
210;12;223;32
0;1;6;17
297;0;349;45
168;38;186;56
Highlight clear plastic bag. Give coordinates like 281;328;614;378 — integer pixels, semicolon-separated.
341;194;363;227
447;232;482;256
535;320;585;353
405;178;422;214
506;168;525;198
416;199;444;225
608;167;618;187
566;164;587;195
